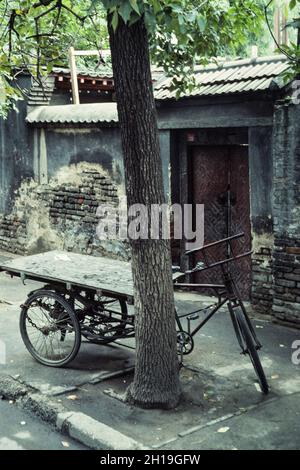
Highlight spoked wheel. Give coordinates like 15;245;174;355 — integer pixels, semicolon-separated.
78;296;131;345
20;290;81;367
235;308;269;394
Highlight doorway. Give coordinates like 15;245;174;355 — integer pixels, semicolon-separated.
190;145;251;298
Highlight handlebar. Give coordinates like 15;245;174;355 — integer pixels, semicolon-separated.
185;250;253;275
185;232;245;257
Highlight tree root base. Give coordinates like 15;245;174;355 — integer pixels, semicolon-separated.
125;385;181;410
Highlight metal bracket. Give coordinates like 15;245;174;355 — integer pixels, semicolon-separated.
20;272;26;285
127;296;134;305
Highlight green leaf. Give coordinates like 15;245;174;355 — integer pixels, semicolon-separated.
151;0;161;15
186;11;197;23
128;12;141;26
46;63;53;74
118;2;133;23
289;0;296;9
197;14;206;33
129;0;140;15
102;0;120;9
286;18;300;29
145;10;157;32
111;10;119;31
178;13;185;26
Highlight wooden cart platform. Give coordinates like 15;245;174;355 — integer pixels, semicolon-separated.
0;250;135;303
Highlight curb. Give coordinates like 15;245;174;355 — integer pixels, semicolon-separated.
57;411;146;450
0;374;147;450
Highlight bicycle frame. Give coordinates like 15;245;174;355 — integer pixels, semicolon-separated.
174;232;262;352
175;293;227;337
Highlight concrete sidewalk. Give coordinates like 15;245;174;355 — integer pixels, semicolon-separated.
0;252;300;450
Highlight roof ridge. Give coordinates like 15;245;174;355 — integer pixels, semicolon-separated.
194;74;279;86
193;54;288;74
26;102;119;125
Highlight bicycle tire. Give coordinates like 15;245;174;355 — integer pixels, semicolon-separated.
20;289;81;367
235;307;269;394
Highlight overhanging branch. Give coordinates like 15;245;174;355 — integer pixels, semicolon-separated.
264;0;299;63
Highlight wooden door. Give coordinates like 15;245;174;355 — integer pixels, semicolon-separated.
191;145;251;298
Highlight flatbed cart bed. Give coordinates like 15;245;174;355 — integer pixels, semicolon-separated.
0;250;135;303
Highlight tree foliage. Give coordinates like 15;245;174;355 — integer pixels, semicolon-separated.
265;0;300;81
0;0;299;113
99;0;265;92
0;1;108;114
0;0;269;114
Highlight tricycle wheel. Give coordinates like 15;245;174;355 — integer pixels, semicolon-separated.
20;290;81;367
81;297;130;344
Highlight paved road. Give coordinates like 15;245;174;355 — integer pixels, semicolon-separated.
0;400;86;450
1;250;300;449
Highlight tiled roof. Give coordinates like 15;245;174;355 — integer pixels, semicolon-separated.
52;66;114;79
26;55;291;125
154;55;290;100
27;68;114;107
52;65;165;82
26;102;118;125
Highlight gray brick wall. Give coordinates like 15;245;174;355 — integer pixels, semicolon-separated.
251;249;273;313
272;101;300;325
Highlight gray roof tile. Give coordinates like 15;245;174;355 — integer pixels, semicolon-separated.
26;102;118;125
154;55;290;100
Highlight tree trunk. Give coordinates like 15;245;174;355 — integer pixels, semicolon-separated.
108;16;181;409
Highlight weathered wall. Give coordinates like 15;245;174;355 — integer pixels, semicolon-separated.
0;95;171;258
272;101;300;326
31;126;124;186
29;125;170;198
0;163;130;259
6;86;300;326
47;127;124;181
156;95;275;129
0;76;33;214
248;126;274;313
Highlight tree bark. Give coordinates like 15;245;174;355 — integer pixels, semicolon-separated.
108;16;181;409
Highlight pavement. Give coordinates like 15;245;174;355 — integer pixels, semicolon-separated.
0;400;87;450
0;250;300;450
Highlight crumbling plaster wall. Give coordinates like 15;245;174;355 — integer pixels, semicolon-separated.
0;76;33;214
0;104;172;262
32;126;125;186
32;125;171;196
0;162;130;260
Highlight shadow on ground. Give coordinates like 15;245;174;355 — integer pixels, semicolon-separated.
0;271;300;449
